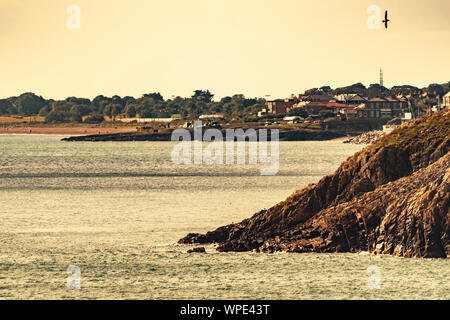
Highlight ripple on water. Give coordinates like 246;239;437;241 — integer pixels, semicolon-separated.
0;136;448;299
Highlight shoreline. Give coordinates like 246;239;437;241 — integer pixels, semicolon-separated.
0;125;358;142
329;136;355;142
0;127;136;135
61;129;347;142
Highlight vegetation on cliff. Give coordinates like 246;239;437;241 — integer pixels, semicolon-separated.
179;111;450;258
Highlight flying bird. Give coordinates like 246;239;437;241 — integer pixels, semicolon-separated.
382;10;390;29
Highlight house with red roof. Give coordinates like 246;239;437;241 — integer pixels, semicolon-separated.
262;98;300;115
356;97;407;118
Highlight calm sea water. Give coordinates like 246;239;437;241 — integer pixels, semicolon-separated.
0;135;448;300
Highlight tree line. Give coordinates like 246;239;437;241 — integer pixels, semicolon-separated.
0;90;265;123
0;82;448;123
305;82;450;99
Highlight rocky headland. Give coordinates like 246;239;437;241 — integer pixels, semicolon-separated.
61;128;345;142
179;111;450;258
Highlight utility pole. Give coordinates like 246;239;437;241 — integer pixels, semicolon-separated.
408;100;415;120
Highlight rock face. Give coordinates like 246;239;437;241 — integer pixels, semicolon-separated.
179;111;450;258
343;130;386;145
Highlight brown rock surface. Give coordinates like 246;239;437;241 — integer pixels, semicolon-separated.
179;111;450;258
187;247;206;253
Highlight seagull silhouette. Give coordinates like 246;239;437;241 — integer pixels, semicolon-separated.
382;10;390;29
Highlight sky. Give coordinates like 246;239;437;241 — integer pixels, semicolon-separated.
0;0;449;100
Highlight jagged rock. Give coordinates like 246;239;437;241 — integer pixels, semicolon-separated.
187;247;206;253
179;111;450;258
343;131;386;145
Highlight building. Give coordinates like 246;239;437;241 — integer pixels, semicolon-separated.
301;94;334;103
263;98;299;115
356;98;407;119
294;101;355;117
334;94;366;104
198;114;224;120
442;92;450;109
301;102;333;115
326;102;358;118
341;107;358;118
264;100;287;115
120;117;173;123
283;116;304;124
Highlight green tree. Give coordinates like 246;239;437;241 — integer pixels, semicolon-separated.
192;90;214;103
66;97;91;105
319;110;335;119
124;104;137;117
367;84;388;98
70;104;92;117
15;93;47;115
110;104;123;120
0;99;13;114
320;86;332;93
139;109;155;118
333;83;367;96
143;92;164;101
83;113;104;123
46;110;81;123
39;106;50;116
304;88;321;95
427;84;444;97
288;108;308;118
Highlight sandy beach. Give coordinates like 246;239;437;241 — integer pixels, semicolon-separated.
0;126;137;135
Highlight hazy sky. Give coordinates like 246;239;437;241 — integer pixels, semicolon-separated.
1;0;449;100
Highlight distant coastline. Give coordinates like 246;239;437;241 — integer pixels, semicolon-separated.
0;125;136;136
60;128;347;142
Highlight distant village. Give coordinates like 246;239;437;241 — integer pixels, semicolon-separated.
171;87;450;136
124;89;450;128
105;86;450;141
261;90;450;121
1;80;449;136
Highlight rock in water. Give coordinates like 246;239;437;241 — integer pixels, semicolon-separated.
343;130;386;144
187;247;206;253
179;111;450;258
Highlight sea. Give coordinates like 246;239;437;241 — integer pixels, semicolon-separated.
0;135;448;299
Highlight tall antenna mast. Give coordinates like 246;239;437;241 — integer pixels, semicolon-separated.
408;100;415;120
380;68;384;87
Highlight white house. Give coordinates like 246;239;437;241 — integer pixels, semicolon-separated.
198;114;224;120
283;116;304;123
119;117;174;123
334;94;366;104
442;92;450;109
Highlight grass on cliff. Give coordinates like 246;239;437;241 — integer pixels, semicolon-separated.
373;110;450;149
